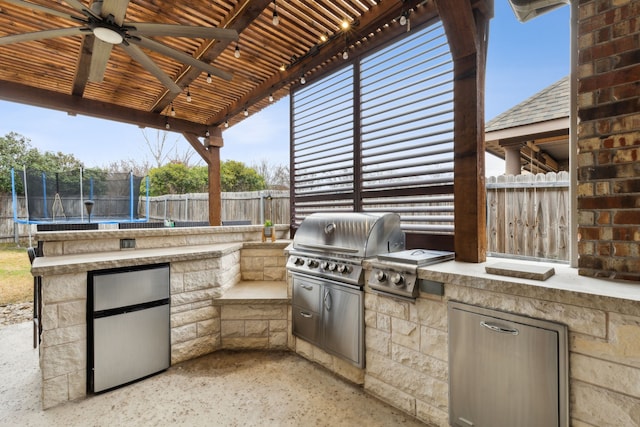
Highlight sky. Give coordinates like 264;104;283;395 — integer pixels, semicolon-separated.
0;1;571;176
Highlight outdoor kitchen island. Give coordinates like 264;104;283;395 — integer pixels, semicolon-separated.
30;225;290;409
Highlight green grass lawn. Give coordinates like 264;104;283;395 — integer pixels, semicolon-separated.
0;244;32;305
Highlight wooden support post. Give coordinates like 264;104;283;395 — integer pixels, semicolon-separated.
182;130;223;226
436;0;492;263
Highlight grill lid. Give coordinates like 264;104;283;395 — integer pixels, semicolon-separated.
293;212;405;258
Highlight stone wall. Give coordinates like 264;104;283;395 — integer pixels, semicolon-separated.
240;243;288;281
170;252;241;364
363;270;640;426
576;0;640;280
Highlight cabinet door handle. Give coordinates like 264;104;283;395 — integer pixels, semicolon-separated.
299;311;313;318
480;321;519;335
301;284;313;290
324;291;332;311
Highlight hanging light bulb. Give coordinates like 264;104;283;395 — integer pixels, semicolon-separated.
279;64;286;71
224;119;229;128
165;117;170;130
170;103;176;117
272;0;279;26
206;73;212;84
269;93;274;102
234;43;240;58
399;12;407;26
244;107;249;116
320;32;328;43
186;87;192;103
343;50;349;60
341;19;350;30
300;76;306;85
205;129;210;137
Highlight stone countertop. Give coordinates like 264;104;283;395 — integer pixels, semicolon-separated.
214;280;289;304
31;242;242;275
416;257;640;303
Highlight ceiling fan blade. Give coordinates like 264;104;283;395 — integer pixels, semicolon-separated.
129;23;239;41
62;0;101;20
99;0;130;25
130;36;233;81
120;43;182;94
88;38;113;82
0;27;85;45
1;0;81;20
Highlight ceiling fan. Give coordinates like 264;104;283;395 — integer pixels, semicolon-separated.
0;0;238;94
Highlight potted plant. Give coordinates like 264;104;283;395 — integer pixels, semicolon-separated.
263;220;273;237
262;220;275;242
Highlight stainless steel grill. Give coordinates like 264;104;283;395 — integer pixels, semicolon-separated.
287;212;405;285
287;212;405;368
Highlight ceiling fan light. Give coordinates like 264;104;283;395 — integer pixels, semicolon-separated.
93;26;123;45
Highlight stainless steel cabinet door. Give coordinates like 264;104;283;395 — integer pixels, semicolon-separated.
449;303;566;427
322;282;363;367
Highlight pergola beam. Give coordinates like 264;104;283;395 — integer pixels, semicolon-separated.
436;0;493;263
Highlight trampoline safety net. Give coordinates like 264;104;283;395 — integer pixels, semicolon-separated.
19;169;144;222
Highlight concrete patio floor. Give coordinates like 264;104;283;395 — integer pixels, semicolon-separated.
0;322;427;426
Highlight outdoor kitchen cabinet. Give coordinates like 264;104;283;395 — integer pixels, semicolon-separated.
292;274;364;368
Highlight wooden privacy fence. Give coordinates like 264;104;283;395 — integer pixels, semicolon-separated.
141;191;290;225
486;172;570;261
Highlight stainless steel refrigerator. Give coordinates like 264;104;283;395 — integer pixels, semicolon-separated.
88;263;170;393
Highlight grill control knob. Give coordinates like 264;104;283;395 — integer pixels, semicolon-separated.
328;263;337;271
390;273;404;286
337;264;352;274
294;257;305;266
320;261;329;270
375;270;387;282
306;259;318;268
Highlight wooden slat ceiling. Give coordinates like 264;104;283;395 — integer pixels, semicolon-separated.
0;0;479;136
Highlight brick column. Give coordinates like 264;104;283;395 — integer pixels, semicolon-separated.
576;0;640;280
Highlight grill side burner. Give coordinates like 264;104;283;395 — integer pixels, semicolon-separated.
368;249;454;300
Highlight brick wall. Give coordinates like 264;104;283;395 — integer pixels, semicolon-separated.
576;0;640;280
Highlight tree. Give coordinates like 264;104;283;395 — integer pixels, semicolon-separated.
220;160;266;192
251;158;290;189
147;163;208;196
0;132;84;194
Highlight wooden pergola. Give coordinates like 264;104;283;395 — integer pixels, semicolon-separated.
0;0;492;262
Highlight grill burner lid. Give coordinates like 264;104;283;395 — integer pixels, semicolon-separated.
377;249;454;266
292;212;405;259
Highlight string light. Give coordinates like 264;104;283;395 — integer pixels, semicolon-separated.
300;76;306;85
234;43;240;58
343;50;349;60
205;129;210;137
165;117;170;129
224;119;229;128
186;87;192;102
341;19;350;30
279;64;286;71
244;107;249;116
206;73;212;84
170;103;176;116
269;93;274;102
320;32;328;42
272;0;279;26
